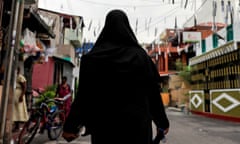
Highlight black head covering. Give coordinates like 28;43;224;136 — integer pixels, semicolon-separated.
95;9;139;46
84;9;142;60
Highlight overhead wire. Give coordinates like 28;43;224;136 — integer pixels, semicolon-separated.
183;0;208;26
81;0;196;20
84;5;182;39
77;0;199;42
137;6;180;33
136;0;198;34
77;0;195;8
67;0;197;21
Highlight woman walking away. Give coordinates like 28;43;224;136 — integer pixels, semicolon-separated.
62;9;169;144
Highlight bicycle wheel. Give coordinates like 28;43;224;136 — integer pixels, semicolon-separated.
18;113;41;144
47;109;66;140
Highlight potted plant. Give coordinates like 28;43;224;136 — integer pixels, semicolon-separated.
160;86;170;107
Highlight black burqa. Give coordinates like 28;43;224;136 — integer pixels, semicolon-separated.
63;9;169;144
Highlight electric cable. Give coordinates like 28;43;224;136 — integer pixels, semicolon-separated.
77;0;195;8
137;6;180;33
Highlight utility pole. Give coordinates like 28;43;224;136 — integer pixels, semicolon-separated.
0;0;24;143
15;0;24;66
0;0;17;142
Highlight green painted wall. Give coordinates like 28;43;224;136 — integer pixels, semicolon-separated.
211;90;240;118
190;92;204;112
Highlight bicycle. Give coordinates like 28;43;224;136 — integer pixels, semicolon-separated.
17;93;66;144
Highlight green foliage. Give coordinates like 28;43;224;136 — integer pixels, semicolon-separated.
162;87;169;93
175;59;191;84
179;69;191;83
34;84;57;108
43;91;56;99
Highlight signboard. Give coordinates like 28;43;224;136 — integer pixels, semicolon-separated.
182;32;201;43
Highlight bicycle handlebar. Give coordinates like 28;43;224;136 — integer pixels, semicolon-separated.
38;93;71;108
46;99;64;105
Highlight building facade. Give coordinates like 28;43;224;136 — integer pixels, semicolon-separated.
188;0;240;122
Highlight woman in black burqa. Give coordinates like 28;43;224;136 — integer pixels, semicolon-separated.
62;9;169;144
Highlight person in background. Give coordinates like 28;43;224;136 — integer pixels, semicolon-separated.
62;9;169;144
12;67;29;132
55;76;72;118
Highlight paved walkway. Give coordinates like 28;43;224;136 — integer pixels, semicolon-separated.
11;107;240;144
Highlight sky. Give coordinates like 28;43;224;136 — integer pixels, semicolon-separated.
38;0;203;43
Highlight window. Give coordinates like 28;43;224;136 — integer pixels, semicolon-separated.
227;24;233;41
202;39;206;53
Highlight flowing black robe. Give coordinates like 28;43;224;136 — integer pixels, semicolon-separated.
63;9;169;144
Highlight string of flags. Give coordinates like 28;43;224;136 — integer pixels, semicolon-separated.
83;0;203;42
135;18;138;34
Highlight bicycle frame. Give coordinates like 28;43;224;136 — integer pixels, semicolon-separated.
38;99;63;132
18;97;65;144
